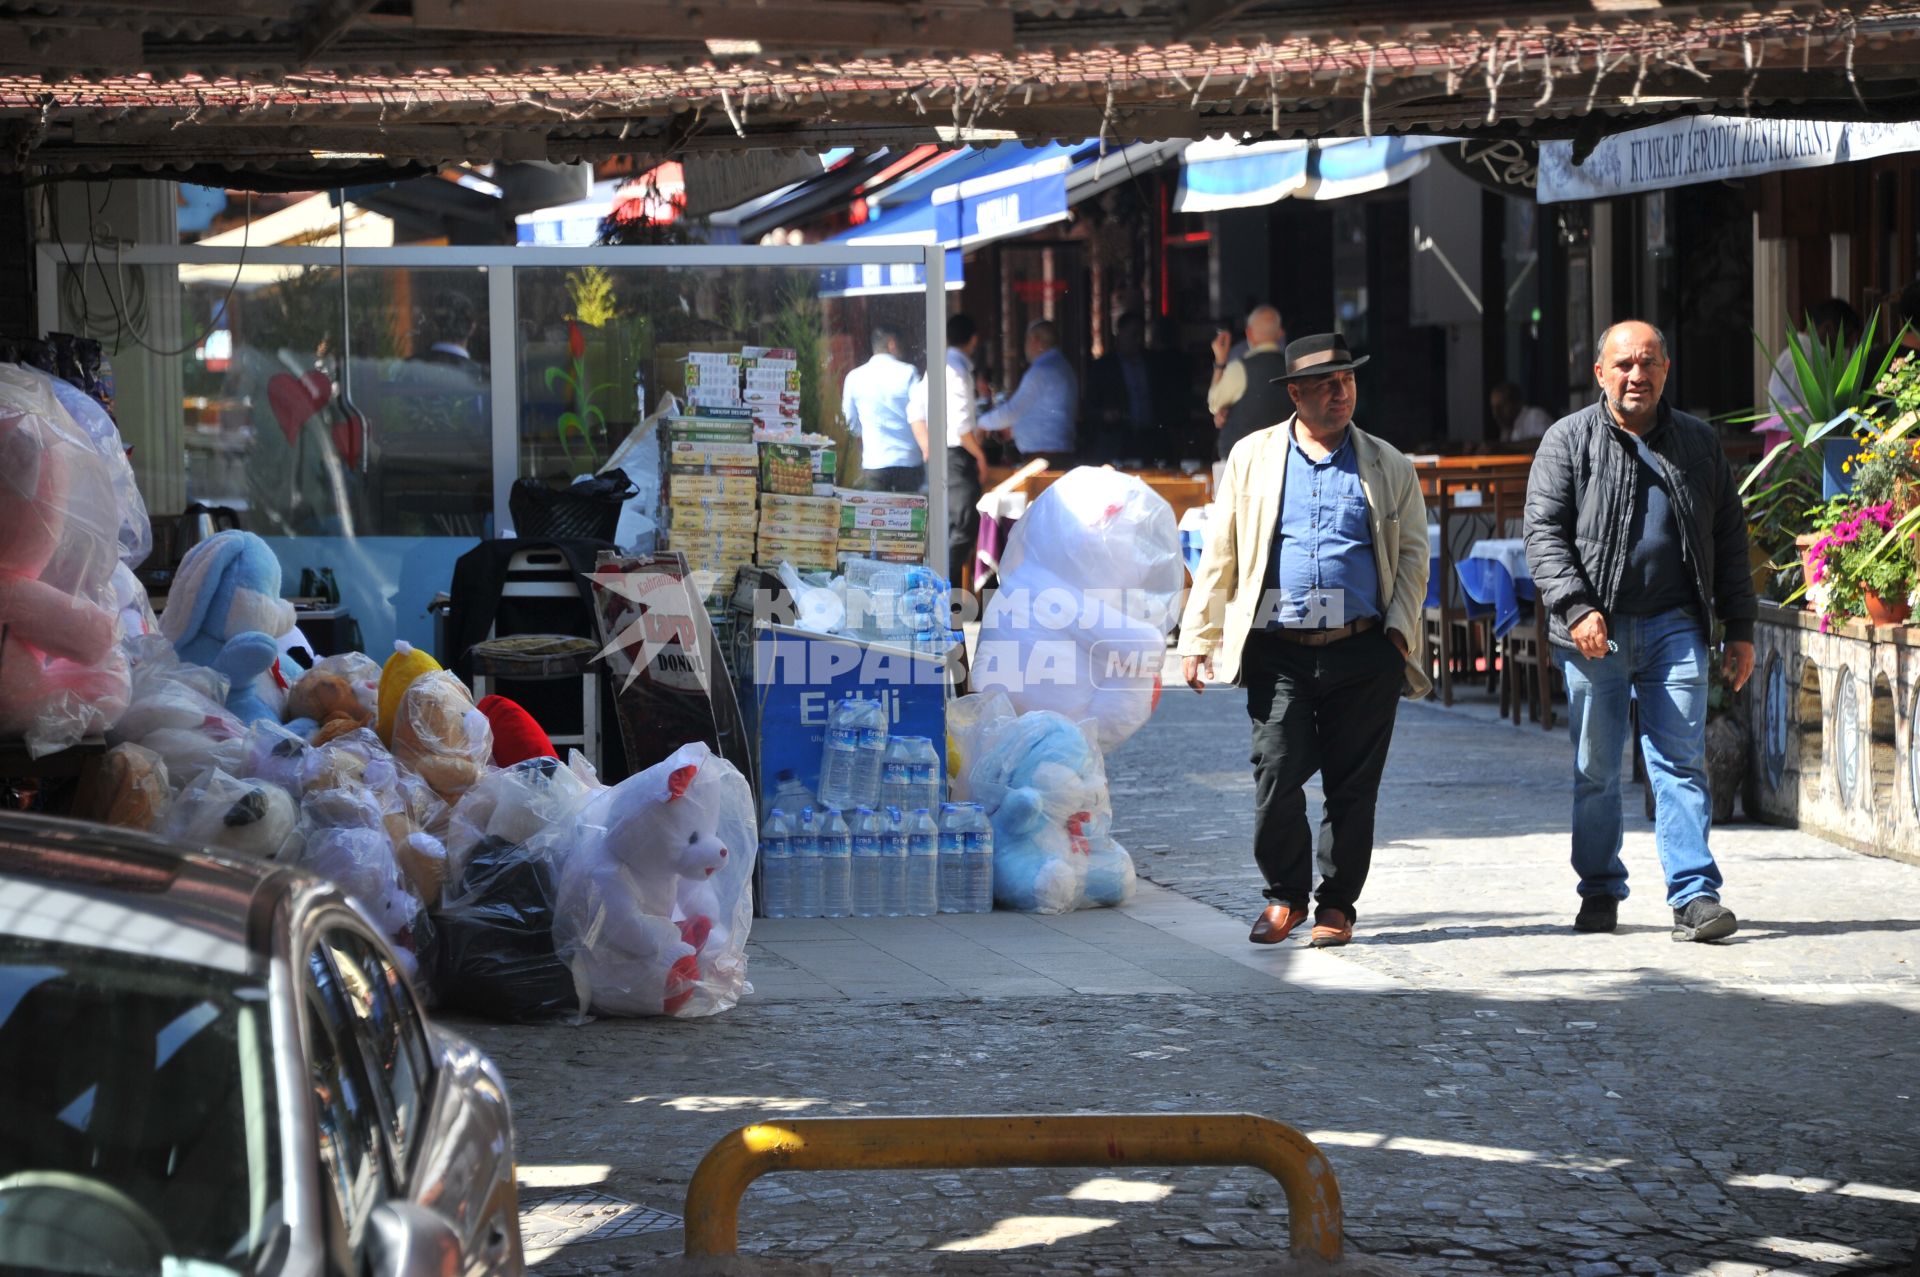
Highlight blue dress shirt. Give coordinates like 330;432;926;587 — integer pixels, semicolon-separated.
1266;429;1381;629
842;352;921;469
982;348;1078;454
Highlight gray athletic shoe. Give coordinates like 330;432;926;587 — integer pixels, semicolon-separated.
1672;897;1738;943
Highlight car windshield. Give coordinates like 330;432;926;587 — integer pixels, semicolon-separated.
0;937;284;1276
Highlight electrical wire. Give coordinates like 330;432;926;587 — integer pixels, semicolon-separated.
55;180;254;359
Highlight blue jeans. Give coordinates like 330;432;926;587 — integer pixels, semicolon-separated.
1557;607;1724;908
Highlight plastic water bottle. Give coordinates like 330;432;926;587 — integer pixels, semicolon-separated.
880;805;908;917
962;803;995;913
849;806;885;918
906;808;939;917
880;737;914;813
937;803;966;914
901;736;943;815
791;806;823;919
759;809;792;919
769;769;813;823
852;697;889;808
819;808;852;918
817;695;865;811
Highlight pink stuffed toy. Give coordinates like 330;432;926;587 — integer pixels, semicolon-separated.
554;741;755;1017
0;366;130;756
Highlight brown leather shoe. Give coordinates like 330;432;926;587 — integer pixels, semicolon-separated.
1308;907;1354;948
1249;903;1307;944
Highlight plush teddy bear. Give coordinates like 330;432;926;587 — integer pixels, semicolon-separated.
285;667;373;745
553;741;756;1017
391;670;493;805
158;767;303;861
159;530;300;726
967;709;1135;914
298;726;449;902
240;717;314;796
0;364;132;757
296;784;425;977
72;742;171;832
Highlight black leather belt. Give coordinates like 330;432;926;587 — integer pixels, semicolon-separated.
1267;615;1379;647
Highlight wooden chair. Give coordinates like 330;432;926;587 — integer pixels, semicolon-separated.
1422;489;1497;705
1500;599;1558;730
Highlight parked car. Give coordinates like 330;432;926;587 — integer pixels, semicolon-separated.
0;808;524;1277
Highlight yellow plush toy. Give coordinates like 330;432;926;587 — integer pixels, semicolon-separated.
376;641;443;745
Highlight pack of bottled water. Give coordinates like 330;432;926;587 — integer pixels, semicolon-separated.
904;807;940;916
819;694;887;810
882;735;942;815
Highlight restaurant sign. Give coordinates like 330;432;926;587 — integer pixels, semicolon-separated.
1537;115;1855;203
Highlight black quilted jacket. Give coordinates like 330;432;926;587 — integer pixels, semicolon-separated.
1523;399;1758;650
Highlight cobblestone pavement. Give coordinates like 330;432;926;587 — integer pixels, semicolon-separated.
461;681;1920;1277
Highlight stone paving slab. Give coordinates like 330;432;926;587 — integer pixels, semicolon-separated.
460;669;1920;1276
742;883;1406;1002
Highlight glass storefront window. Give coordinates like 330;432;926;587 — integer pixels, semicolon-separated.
45;245;947;658
513;264;930;494
175;264;493;540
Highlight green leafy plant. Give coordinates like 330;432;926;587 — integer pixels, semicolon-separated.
1742;311;1905;597
544;319;615;471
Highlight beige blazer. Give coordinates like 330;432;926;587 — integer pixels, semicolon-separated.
1176;417;1433;698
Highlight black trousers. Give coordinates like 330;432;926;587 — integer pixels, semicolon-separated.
1243;624;1405;920
946;447;982;586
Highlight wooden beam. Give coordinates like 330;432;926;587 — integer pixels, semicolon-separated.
0;26;142;68
407;0;1015;52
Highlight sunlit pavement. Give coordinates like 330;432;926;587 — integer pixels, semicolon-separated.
457;674;1920;1276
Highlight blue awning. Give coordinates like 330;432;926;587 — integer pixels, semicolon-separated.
825;193;964;295
931;144;1076;248
1175;138;1309;212
1175;135;1454;212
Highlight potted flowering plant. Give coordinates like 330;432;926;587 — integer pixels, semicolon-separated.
1804;496;1916;629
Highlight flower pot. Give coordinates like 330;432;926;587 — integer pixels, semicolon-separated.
1864;588;1912;626
1796;532;1830;614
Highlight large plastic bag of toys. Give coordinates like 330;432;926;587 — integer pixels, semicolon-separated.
971;467;1183;753
430;757;604;1023
553;741;756;1017
0;364;132;756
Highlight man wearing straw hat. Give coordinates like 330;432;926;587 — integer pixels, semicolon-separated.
1177;333;1432;949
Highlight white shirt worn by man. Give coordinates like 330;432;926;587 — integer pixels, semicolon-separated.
908;346;979;450
842;351;921;469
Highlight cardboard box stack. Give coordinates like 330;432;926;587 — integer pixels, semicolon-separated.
835;486;929;568
662;385;758;619
738;346;803;440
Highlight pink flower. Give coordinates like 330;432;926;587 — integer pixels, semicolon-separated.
1833;521;1860;544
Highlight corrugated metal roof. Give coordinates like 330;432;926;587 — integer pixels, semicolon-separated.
9;1;1920;173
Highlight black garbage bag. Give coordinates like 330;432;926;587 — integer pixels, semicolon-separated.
427;833;585;1023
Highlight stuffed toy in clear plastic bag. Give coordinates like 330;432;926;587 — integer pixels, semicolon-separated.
971;466;1183;753
0;365;131;756
554;741;756;1017
967;709;1135;914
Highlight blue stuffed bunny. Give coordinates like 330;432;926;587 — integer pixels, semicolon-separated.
159;530;300;726
969;710;1136;914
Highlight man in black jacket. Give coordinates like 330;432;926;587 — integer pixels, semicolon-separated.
1524;320;1757;944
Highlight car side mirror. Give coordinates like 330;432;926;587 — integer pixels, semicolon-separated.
367;1200;462;1277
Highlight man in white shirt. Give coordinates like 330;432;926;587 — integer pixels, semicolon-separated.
843;325;922;492
908;314;988;585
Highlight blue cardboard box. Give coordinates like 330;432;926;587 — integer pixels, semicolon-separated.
749;624;953;812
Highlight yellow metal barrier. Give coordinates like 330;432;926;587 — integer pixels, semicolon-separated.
683;1112;1342;1260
